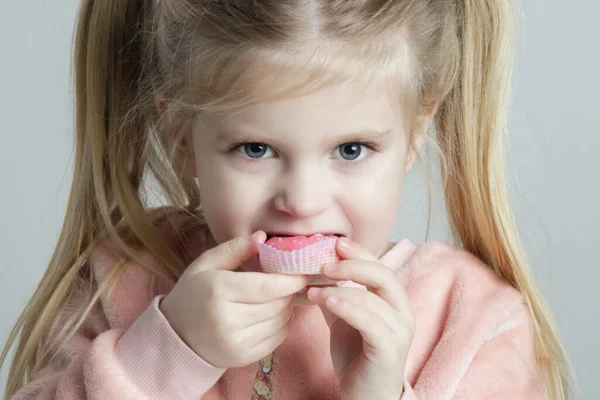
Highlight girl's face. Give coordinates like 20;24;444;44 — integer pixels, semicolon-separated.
188;82;422;260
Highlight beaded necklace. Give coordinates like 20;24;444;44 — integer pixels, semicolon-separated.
252;351;275;400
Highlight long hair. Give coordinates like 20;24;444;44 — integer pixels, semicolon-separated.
2;1;573;399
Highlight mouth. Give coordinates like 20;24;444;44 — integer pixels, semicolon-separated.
265;232;345;241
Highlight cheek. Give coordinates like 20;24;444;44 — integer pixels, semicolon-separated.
341;165;405;252
346;161;404;209
347;181;402;227
197;164;273;243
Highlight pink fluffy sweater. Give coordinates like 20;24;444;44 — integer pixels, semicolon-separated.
11;212;546;399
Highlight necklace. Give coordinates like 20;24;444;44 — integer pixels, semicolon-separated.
252;351;275;400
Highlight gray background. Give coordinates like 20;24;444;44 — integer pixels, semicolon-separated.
0;1;597;398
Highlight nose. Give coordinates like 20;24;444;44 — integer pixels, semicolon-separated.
273;166;331;218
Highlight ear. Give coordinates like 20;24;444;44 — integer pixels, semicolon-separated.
405;103;438;175
155;96;198;178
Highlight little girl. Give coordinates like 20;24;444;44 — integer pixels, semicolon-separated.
1;0;573;399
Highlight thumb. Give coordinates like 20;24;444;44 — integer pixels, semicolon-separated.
336;237;379;262
193;230;266;272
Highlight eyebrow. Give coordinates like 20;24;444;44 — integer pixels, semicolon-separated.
216;127;394;143
333;128;394;141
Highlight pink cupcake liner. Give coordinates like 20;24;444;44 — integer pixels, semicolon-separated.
257;236;340;285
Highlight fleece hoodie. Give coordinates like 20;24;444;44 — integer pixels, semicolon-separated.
11;209;546;399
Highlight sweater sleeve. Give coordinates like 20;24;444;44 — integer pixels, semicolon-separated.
400;318;547;400
452;315;547;399
389;241;548;400
400;306;547;400
11;295;226;400
11;213;226;400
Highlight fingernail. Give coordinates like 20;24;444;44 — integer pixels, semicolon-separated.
338;237;350;249
250;231;265;244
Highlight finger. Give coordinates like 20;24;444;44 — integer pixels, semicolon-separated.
234;295;295;328
322;259;410;314
307;287;402;334
247;324;290;364
220;270;310;303
335;237;380;263
236;301;295;348
193;231;267;272
325;297;399;362
310;289;406;361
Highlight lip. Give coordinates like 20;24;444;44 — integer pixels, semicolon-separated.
264;232;345;240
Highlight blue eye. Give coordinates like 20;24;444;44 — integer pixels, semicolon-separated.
236;142;275;159
334;142;370;161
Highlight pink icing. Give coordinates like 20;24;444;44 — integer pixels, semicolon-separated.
265;234;329;252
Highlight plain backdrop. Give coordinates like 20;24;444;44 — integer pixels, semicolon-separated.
1;1;598;398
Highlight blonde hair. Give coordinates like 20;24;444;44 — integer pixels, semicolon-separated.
1;0;575;399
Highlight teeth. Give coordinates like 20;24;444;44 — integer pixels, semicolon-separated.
266;233;342;239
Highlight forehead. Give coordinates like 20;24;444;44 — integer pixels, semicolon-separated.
206;82;406;140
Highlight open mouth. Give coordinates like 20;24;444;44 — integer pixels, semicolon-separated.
265;233;344;241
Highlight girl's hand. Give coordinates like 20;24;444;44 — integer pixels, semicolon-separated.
160;231;310;369
307;238;416;400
